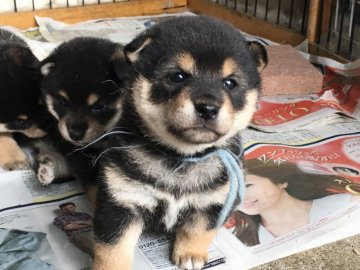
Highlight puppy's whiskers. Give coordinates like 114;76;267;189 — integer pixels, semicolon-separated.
66;129;133;157
101;79;121;91
92;145;143;166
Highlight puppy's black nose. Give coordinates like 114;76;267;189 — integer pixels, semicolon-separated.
68;126;86;141
195;103;219;121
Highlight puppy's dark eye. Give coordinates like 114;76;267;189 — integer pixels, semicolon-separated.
15;118;28;126
223;79;237;90
58;97;69;107
168;72;188;84
91;103;107;113
11;118;30;129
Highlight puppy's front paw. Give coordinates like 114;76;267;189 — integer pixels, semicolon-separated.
2;159;30;171
36;155;55;185
172;226;216;270
172;249;208;270
0;135;30;171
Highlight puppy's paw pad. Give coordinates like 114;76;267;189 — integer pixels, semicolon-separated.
172;252;207;270
36;158;55;185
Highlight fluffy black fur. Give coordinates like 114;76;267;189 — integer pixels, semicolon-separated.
92;16;267;270
34;37;129;188
0;29;50;136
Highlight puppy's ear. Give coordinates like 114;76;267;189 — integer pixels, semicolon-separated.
111;47;129;82
124;31;152;63
40;58;55;76
247;41;268;72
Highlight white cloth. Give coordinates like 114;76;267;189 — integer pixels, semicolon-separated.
258;193;352;244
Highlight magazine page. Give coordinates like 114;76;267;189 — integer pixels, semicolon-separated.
251;58;360;132
222;121;360;268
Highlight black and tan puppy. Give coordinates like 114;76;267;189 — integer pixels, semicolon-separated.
0;29;50;170
35;37;128;189
93;16;267;270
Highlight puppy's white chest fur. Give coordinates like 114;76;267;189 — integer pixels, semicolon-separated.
104;158;230;230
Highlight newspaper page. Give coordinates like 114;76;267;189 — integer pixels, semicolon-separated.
0;11;359;270
222;117;360;268
35;12;196;45
0;170;241;270
0;170;92;270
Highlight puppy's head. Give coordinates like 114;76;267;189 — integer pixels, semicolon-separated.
125;16;267;155
0;40;49;138
41;37;129;145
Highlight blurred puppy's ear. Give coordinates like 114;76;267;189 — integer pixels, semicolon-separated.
40;57;55;76
124;31;153;63
247;41;268;71
111;47;129;83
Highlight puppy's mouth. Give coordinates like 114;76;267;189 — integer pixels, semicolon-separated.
168;124;223;144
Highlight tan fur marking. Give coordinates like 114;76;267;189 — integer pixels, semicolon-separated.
172;218;217;269
22;125;47;138
0;124;10;133
257;59;267;72
18;114;28;120
93;222;143;270
177;53;196;74
45;95;59;120
222;58;237;78
87;94;99;106
127;38;151;63
0;134;29;170
58;90;69;100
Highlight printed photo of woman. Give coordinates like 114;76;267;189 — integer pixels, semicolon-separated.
225;159;360;247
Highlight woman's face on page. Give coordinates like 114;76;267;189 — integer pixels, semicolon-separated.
239;174;286;215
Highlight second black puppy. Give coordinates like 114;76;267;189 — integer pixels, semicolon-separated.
93;16;267;270
0;29;50;170
35;37;128;190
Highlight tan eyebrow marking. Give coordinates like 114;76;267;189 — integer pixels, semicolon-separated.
87;93;99;106
177;53;196;74
18;114;28;120
222;58;238;78
58;90;69;100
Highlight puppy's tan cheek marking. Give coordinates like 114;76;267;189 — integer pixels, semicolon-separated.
127;38;151;63
103;97;124;133
177;53;196;74
84;121;103;142
167;90;194;126
22;126;47;138
93;221;143;270
0;124;10;132
87;93;99;106
58;119;71;141
233;89;259;130
45;95;59;120
216;94;234;134
58;90;69;101
172;218;216;268
222;58;237;78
